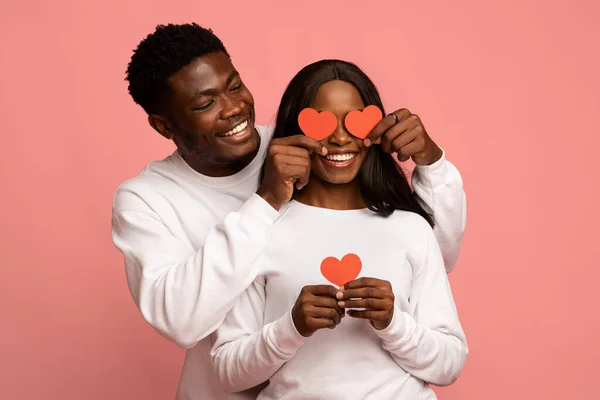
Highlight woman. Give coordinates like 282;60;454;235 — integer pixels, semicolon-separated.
210;60;468;399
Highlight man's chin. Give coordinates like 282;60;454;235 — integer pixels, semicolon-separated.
216;134;260;165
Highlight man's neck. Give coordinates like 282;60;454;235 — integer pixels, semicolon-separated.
182;153;254;177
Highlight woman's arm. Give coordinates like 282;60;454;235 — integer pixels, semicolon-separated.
210;282;343;393
374;225;468;385
209;278;306;393
340;221;468;385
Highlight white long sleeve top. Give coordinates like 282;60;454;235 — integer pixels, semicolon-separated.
210;201;468;399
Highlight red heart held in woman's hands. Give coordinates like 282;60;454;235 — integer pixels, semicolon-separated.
320;253;362;287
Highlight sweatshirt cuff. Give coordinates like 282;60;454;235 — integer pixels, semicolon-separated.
374;306;412;347
237;193;281;234
412;149;451;193
267;310;307;355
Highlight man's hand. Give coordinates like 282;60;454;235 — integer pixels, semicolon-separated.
257;135;327;211
292;285;345;337
336;277;395;330
364;108;443;166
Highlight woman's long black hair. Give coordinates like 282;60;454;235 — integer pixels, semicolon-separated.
268;59;433;227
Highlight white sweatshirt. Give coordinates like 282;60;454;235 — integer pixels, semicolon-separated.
111;125;466;400
210;201;468;399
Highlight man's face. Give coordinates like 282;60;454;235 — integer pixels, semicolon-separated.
152;51;259;176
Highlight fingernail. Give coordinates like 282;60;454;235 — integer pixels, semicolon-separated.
338;301;345;307
336;292;343;300
321;147;328;155
364;139;371;147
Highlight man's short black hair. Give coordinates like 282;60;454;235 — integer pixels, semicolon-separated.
125;23;229;115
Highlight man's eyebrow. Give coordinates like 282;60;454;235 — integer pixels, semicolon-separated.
190;72;240;102
226;71;240;86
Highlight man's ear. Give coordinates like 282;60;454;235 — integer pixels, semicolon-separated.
149;114;175;140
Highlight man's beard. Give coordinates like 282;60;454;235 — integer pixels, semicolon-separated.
179;129;257;169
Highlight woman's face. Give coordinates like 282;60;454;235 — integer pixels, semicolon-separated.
308;80;370;185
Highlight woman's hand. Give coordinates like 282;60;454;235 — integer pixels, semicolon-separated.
292;285;345;337
336;277;395;330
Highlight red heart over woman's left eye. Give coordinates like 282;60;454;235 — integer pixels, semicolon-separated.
344;105;383;139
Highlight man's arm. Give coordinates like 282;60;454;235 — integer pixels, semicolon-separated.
112;135;327;349
365;108;467;273
412;151;466;272
112;191;278;349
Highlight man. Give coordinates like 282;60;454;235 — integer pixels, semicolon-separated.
112;23;466;399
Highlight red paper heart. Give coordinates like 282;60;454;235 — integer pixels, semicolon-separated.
344;105;383;139
320;253;362;287
298;108;337;141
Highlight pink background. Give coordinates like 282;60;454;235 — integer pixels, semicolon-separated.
1;0;599;399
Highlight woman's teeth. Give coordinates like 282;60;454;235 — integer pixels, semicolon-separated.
325;153;356;162
221;120;248;137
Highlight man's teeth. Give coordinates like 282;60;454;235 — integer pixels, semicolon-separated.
325;153;356;162
221;120;248;137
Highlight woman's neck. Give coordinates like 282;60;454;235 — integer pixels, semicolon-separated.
294;178;366;210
